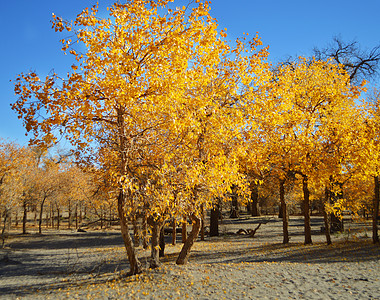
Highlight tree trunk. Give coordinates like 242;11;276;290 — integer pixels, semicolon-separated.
182;216;187;243
230;185;239;218
22;201;27;234
302;175;312;245
50;203;54;228
79;202;83;224
100;206;103;229
172;218;176;245
249;183;259;215
280;178;289;244
142;213;149;249
373;176;379;244
68;200;72;229
148;217;164;268
176;213;201;265
159;226;165;258
1;209;9;248
200;204;205;241
75;204;78;229
210;204;219;237
330;180;344;232
39;197;47;234
323;186;332;245
56;206;60;230
118;190;142;275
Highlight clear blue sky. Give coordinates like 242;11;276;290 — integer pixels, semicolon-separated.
1;0;379;146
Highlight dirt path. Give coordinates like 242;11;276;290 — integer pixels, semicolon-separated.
1;216;379;299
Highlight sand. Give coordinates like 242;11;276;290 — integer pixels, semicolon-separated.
0;215;379;299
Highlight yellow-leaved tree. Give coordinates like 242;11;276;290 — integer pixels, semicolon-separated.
246;57;364;245
12;0;270;273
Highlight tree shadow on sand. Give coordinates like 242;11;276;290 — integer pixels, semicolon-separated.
187;240;380;265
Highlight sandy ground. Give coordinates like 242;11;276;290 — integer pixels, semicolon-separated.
0;215;379;299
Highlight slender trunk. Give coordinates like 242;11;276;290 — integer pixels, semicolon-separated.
280;178;289;244
323;186;332;245
100;206;103;229
39;197;47;234
116;107;141;274
75;204;78;229
176;213;201;265
118;190;142;275
79;202;83;224
302;175;312;245
1;209;9;248
142;213;149;249
172;218;176;245
22;201;27;234
68;200;72;229
210;204;219;237
373;176;379;244
182;216;187;243
330;180;344;232
15;210;18;227
50;203;54;228
200;204;205;241
56;206;60;230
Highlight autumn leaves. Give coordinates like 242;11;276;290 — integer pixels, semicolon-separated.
11;0;379;273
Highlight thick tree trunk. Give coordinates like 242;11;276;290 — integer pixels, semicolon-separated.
279;179;289;244
176;214;201;265
118;190;142;275
373;176;379;244
148;217;164;268
278;204;283;219
210;204;219;237
22;201;27;234
323;186;332;245
302;176;312;245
